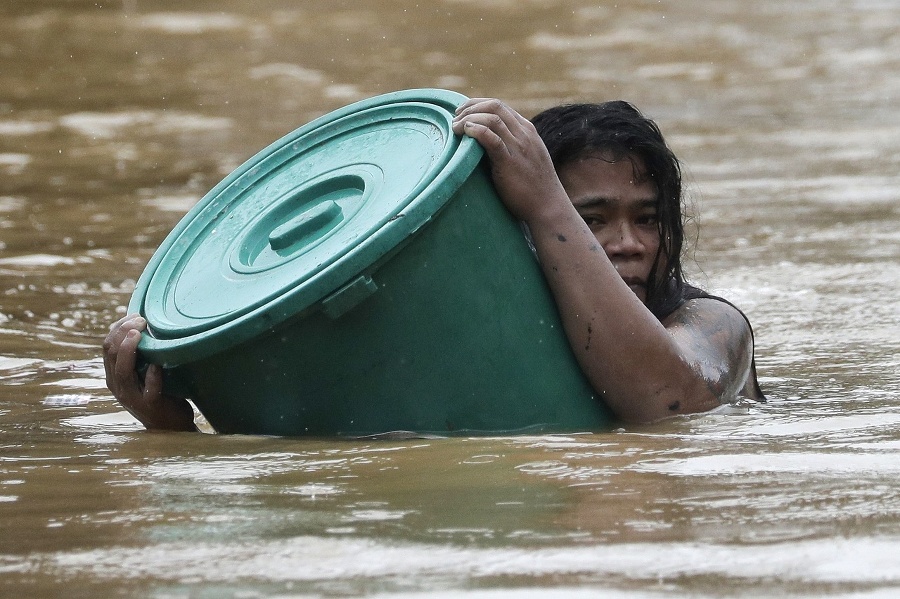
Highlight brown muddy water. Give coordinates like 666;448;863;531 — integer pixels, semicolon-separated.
1;1;899;597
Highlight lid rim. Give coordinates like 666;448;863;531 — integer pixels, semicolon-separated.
145;103;461;338
132;89;486;365
129;89;468;317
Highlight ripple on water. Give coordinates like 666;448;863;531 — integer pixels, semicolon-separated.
0;120;54;136
0;356;43;371
129;12;247;34
631;452;900;477
0;153;31;174
140;195;200;213
59;111;232;139
693;412;900;442
4;534;899;588
0;254;80;268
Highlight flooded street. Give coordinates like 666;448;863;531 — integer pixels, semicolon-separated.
2;0;899;596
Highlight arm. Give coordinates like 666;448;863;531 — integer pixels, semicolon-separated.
103;314;198;432
661;298;760;406
452;99;755;422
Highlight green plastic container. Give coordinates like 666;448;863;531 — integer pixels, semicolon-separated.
129;89;612;436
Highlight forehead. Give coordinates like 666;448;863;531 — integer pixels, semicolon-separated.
558;154;658;209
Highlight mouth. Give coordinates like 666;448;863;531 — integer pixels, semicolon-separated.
620;276;647;295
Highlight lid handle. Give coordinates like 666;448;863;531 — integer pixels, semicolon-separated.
268;200;343;251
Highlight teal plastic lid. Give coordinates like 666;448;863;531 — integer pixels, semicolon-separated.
129;89;483;365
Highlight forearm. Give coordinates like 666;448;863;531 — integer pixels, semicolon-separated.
450;97;740;421
523;196;714;422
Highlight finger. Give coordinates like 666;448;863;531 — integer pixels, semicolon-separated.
454;97;495;115
454;97;513;115
103;351;115;394
108;311;138;332
453;98;508;124
112;328;142;397
511;108;535;130
453;98;512;125
457;119;513;159
104;314;146;355
453;99;531;143
103;315;146;388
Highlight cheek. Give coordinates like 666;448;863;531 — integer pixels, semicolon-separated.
635;228;661;255
640;233;663;273
650;239;669;278
645;233;662;257
590;229;614;255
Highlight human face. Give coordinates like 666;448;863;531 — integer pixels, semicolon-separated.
557;154;661;304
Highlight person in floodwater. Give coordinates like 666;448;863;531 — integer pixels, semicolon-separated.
103;97;764;431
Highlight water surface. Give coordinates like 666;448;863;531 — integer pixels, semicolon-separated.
1;1;899;597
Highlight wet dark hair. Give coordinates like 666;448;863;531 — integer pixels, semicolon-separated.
531;101;685;319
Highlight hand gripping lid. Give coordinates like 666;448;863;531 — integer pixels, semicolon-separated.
129;89;484;366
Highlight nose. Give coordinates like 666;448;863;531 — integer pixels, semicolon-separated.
602;221;645;258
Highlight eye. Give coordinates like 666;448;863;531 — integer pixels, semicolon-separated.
636;213;658;227
581;215;606;228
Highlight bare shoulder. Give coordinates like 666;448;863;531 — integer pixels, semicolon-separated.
662;297;752;345
661;297;757;402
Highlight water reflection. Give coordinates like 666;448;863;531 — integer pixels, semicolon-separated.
2;0;899;596
4;425;900;594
